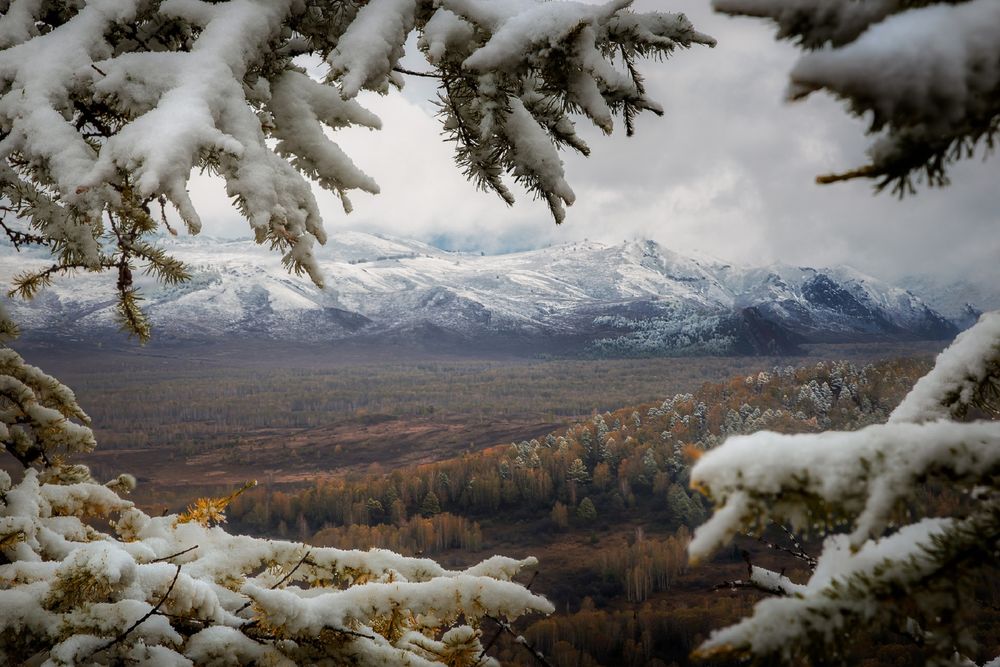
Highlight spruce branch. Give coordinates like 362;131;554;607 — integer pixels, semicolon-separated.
87;564;182;660
236;548;313;616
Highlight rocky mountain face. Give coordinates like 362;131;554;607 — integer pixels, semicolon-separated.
1;233;967;356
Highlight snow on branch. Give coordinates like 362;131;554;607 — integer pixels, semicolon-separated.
712;0;904;49
715;0;1000;193
0;346;552;663
890;310;1000;423
694;510;1000;662
0;467;552;664
327;0;416;98
0;349;95;469
689;419;1000;558
0;0;713;340
689;310;1000;663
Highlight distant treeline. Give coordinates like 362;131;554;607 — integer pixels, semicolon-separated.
47;352;895;453
230;357;931;541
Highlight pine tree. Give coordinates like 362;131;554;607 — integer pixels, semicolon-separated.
420;490;442;517
567;457;591;484
577;497;598;522
0;2;715;664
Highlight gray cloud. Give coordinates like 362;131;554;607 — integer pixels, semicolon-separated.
192;1;999;288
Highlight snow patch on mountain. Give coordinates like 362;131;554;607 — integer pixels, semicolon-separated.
0;233;969;355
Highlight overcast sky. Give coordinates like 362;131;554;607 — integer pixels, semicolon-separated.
191;1;1000;287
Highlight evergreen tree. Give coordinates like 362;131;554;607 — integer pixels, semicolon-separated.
641;447;659;483
0;2;714;664
567;457;591;484
595;415;610;444
420;490;442;517
577;497;598;522
689;3;1000;662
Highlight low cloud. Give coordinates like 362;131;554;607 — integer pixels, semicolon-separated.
190;1;999;288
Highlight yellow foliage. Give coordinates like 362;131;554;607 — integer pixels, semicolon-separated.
176;479;256;526
0;530;25;552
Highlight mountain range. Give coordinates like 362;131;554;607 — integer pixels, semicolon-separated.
1;232;982;357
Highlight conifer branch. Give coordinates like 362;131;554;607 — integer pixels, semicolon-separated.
0;217;48;250
478;570;542;666
749;524;817;569
393;66;441;79
87;564;182;659
150;545;199;563
236;548;312;616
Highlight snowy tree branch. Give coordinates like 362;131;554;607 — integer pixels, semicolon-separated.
87;563;183;660
715;0;1000;194
689;311;1000;663
0;0;714;340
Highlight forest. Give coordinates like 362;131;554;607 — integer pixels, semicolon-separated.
1;0;997;663
197;354;999;666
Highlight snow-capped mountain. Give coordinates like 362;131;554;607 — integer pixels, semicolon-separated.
1;233;962;356
898;275;1000;329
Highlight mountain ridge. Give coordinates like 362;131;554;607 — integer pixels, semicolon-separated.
0;232;973;356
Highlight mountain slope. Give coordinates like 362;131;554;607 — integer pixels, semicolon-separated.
1;234;961;355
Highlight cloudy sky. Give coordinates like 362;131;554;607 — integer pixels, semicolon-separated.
191;1;1000;287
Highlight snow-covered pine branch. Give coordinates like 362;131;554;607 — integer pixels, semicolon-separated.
0;347;96;471
714;0;1000;194
0;350;552;665
688;311;1000;664
0;0;713;340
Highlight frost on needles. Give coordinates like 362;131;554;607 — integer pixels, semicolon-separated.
688;311;1000;664
0;0;714;341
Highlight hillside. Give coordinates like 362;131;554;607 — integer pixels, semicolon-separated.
214;354;1000;666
